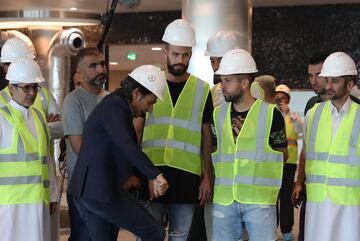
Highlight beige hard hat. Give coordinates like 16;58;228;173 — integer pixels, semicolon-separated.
128;65;166;101
215;48;258;75
162;19;196;47
319;52;358;77
1;38;36;63
275;84;291;98
6;58;44;84
205;31;242;57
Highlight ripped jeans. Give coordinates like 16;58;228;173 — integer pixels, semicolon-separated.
212;202;277;241
141;201;195;241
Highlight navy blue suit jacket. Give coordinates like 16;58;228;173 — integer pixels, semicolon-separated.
68;90;161;203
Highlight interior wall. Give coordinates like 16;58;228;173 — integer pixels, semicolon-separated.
109;70;129;91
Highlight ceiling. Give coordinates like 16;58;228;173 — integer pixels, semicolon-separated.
0;0;359;13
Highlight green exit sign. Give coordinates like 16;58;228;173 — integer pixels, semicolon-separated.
127;51;137;61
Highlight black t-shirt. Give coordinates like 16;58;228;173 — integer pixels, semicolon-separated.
138;79;213;203
230;104;287;149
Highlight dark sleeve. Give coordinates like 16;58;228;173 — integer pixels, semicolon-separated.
102;102;161;180
350;95;360;104
202;90;214;123
269;108;288;149
304;96;317;116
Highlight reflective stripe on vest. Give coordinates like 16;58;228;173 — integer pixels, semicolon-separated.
33;87;50;115
212;100;283;205
285;115;298;164
0;87;11;106
143;76;209;175
305;101;360;205
0;104;50;205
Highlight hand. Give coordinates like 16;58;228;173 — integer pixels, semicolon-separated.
199;175;212;206
153;174;169;198
50;201;58;215
278;103;289;115
292;183;304;208
232;116;244;135
123;175;140;191
47;113;61;123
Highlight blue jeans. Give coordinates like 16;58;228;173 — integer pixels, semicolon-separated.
142;201;195;241
67;193;91;241
74;194;164;241
212;202;277;241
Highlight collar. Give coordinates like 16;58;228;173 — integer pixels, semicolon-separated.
329;96;352;116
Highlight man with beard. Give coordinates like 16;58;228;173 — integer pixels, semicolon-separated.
134;19;213;241
212;49;288;241
301;52;360;241
62;47;111;241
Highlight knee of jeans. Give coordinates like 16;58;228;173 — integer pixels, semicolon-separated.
169;230;188;240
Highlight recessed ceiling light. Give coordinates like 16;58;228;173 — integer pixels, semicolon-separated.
109;62;118;65
70;7;77;11
151;47;162;51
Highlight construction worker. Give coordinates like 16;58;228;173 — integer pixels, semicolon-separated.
212;49;288;241
134;19;213;241
251;75;277;103
274;84;303;241
68;65;169;241
0;58;57;241
0;37;61;137
202;30;245;241
62;47;110;241
205;30;242;107
301;52;360;241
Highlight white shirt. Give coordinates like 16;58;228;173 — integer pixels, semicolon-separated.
304;97;360;241
0;100;57;241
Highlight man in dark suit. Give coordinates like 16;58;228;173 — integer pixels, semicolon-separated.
68;65;169;241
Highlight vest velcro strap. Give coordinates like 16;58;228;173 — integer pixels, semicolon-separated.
235;175;282;187
328;177;360;187
143;139;200;155
0;153;46;164
0;175;42;185
306;174;326;184
43;180;49;188
236;151;283;162
215;178;233;186
145;116;201;132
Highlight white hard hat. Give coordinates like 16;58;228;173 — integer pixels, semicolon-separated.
128;65;166;101
6;58;44;84
319;52;358;77
1;37;36;63
205;31;242;57
250;81;265;101
215;48;258;75
276;84;291;98
162;19;196;47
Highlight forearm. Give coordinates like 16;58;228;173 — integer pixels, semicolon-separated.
201;123;214;178
296;149;306;185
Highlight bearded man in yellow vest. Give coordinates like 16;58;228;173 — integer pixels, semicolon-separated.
0;58;57;241
212;49;288;241
274;84;303;241
133;19;213;241
303;52;360;241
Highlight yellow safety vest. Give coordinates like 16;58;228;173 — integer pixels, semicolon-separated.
33;87;51;115
0;87;11;106
212;100;284;205
305;101;360;205
0;104;50;205
285;115;298;164
142;75;210;175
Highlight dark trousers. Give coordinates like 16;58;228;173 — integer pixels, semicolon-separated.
74;193;164;241
67;193;92;241
277;163;297;233
298;190;306;241
188;204;207;241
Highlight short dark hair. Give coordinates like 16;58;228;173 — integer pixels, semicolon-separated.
308;53;329;65
343;75;357;85
121;75;152;102
75;47;103;67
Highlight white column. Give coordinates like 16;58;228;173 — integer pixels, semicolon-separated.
182;0;253;85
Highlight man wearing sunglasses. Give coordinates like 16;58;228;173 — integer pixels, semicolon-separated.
0;58;58;241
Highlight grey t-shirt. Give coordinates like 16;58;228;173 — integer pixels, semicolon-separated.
62;86;108;179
